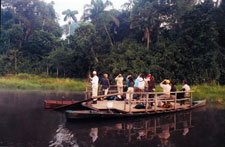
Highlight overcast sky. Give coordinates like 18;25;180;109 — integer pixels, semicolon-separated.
43;0;129;25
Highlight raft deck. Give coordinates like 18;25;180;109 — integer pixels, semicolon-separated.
89;100;192;113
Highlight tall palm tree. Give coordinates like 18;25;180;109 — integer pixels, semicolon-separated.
62;9;78;36
122;0;133;10
83;0;112;24
82;0;119;46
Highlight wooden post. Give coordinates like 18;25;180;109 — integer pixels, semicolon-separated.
124;99;126;111
88;92;91;99
154;93;157;111
85;86;88;100
145;93;148;112
129;92;132;113
190;92;192;107
174;92;177;109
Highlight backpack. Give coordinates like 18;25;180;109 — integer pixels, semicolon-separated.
107;96;115;100
134;103;145;109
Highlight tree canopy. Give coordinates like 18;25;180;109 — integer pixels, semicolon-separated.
1;0;225;84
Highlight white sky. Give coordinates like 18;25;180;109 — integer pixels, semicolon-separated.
43;0;129;26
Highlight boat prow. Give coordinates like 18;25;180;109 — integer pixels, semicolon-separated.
44;100;79;109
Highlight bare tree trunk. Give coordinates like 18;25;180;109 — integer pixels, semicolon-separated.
68;23;70;44
24;28;31;41
103;23;114;46
215;0;220;7
145;27;151;49
90;46;99;63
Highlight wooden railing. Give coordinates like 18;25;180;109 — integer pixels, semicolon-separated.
85;85;193;113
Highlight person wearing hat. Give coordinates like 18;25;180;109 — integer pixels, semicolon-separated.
89;71;99;103
160;79;171;97
157;79;171;106
115;74;124;99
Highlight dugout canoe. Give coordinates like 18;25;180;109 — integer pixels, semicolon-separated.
44;100;79;109
65;99;206;120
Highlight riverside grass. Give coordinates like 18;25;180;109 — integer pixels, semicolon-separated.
155;84;225;104
0;73;224;104
0;73;88;92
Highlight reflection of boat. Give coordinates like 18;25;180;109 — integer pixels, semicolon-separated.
49;124;78;147
64;111;199;147
44;100;78;109
65;98;206;120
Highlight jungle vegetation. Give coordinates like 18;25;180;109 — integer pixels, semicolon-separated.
1;0;225;85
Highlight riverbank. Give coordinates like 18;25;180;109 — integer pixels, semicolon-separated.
0;74;224;104
155;84;225;104
0;73;88;92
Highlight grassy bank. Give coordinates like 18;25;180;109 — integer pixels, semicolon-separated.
0;73;88;92
191;84;225;104
155;84;225;104
0;73;224;104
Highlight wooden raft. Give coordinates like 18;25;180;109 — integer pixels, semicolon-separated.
83;89;195;113
89;100;191;113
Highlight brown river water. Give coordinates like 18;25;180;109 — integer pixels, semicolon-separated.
0;90;224;147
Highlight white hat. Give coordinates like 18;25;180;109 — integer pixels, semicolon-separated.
93;71;97;74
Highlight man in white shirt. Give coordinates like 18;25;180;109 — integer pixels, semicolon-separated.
89;71;99;103
157;79;171;106
160;79;171;97
182;80;190;97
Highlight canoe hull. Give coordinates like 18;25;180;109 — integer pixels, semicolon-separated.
44;100;78;109
65;99;206;120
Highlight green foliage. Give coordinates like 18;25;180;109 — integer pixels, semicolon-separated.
0;73;87;91
1;0;225;86
103;39;152;76
48;47;75;77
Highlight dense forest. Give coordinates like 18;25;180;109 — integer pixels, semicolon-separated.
1;0;225;84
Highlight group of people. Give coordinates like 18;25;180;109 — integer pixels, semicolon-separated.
89;71;190;105
158;79;190;106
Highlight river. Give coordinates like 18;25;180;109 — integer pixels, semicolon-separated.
0;90;224;147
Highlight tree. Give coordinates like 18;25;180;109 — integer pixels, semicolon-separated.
1;0;62;75
62;9;79;37
104;39;152;76
48;47;74;77
82;0;119;47
130;0;159;49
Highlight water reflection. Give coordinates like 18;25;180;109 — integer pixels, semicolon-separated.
0;90;223;147
89;128;98;143
53;111;196;147
49;124;78;147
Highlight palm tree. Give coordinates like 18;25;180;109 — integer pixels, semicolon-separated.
122;0;134;10
83;0;112;24
62;9;78;37
82;0;119;46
